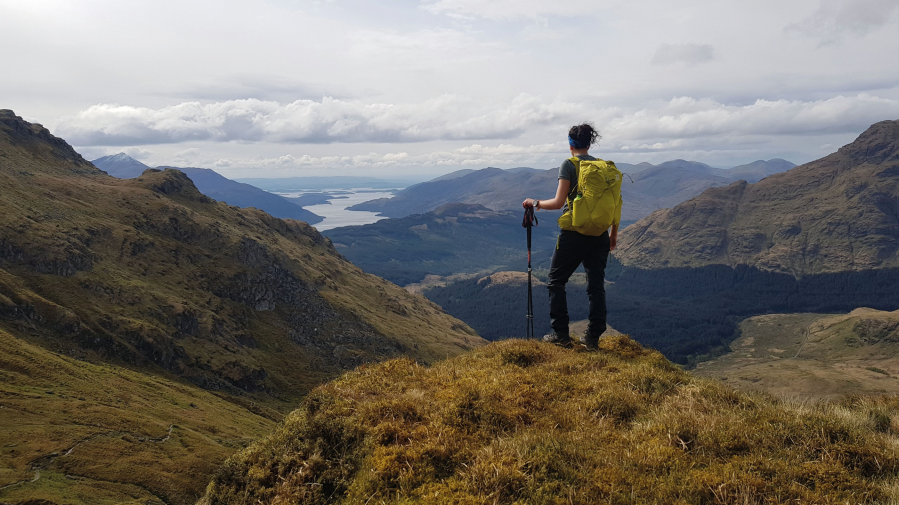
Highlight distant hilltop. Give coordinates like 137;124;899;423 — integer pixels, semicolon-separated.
91;152;324;224
617;119;899;275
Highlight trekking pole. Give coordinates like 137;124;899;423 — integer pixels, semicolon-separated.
522;206;538;339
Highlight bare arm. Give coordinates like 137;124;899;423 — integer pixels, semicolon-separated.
522;179;570;211
610;224;618;250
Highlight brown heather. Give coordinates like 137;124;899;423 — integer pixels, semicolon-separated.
201;337;899;504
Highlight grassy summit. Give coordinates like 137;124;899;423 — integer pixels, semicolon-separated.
201;337;899;504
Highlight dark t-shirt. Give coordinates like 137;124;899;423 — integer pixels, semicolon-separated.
558;154;596;210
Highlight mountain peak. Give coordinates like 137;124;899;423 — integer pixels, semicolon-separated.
92;152;152;178
106;152;139;162
838;119;899;166
0;109;100;175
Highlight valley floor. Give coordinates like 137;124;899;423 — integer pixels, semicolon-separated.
694;309;899;398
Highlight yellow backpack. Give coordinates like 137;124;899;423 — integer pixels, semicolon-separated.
558;157;623;236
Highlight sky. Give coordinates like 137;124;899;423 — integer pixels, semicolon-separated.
2;0;899;179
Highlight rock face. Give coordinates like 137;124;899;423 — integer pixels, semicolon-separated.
0;110;484;404
616;120;899;275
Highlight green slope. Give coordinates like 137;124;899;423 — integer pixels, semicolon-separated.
0;327;276;505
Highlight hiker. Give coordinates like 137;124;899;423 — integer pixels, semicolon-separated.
522;123;623;350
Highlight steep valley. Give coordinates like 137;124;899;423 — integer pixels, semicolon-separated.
0;110;484;504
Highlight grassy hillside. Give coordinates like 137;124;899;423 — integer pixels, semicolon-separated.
0;110;482;404
0;327;275;505
201;337;899;504
695;308;899;398
0;109;485;504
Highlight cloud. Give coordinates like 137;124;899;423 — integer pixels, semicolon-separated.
54;95;579;146
421;0;611;20
195;142;569;171
651;43;714;66
786;0;899;44
61;93;899;171
123;147;153;159
350;28;505;65
605;94;899;141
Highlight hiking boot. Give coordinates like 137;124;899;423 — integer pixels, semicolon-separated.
543;332;573;349
581;330;600;351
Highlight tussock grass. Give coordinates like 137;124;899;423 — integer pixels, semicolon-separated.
202;336;899;504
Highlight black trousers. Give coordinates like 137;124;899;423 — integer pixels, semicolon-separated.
547;229;610;337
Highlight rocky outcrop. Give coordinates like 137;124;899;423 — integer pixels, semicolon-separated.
0;109;101;175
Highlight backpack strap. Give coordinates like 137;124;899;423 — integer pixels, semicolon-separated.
566;156;581;205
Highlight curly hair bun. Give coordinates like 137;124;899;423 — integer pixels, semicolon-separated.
569;123;601;148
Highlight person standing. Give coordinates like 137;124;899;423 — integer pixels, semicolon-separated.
522;123;623;349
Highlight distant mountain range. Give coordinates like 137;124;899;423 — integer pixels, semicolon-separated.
92;153;324;224
349;159;795;223
617;120;899;275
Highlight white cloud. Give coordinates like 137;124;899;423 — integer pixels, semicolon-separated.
606;94;899;141
350;28;505;65
54;95;580;146
786;0;899;44
421;0;614;20
123;146;153;159
174;142;570;172
651;43;714;66
62;92;899;172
